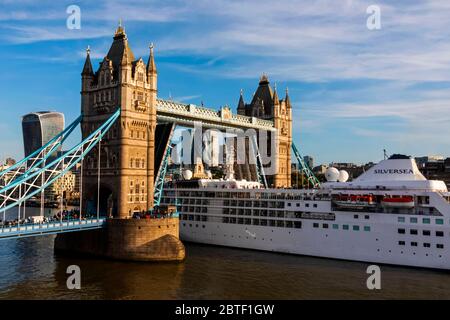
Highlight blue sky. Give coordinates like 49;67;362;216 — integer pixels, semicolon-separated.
1;0;450;165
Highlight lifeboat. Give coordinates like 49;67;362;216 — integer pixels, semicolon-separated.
334;194;376;209
381;196;414;208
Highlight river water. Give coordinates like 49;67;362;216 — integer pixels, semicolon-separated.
0;234;449;299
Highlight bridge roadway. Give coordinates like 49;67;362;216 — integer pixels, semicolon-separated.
0;218;106;240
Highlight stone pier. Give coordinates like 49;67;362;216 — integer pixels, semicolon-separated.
54;218;185;262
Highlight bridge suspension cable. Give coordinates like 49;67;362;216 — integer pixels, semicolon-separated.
0;109;120;221
291;142;320;188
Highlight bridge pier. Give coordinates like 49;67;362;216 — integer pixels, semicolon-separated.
54;218;185;262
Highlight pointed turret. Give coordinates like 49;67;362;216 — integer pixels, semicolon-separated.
147;43;157;75
237;89;245;115
285;87;291;109
106;20;135;70
250;73;274;116
82;46;94;76
272;83;280;106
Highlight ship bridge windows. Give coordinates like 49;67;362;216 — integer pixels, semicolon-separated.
410;217;418;223
398;217;405;223
436;218;444;225
352;225;360;231
343;225;349;230
423;218;431;224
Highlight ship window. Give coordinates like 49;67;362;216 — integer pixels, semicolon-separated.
436;219;444;225
410;229;418;235
353;215;358;219
353;225;360;231
343;225;349;230
323;223;329;229
332;224;339;230
296;203;300;207
294;221;302;228
423;243;431;248
305;203;310;208
398;241;405;246
411;242;418;247
313;223;319;228
410;217;418;223
364;215;369;220
364;226;371;232
423;218;430;224
398;228;405;234
436;231;444;237
398;217;405;223
287;203;291;206
423;230;431;236
437;244;444;249
313;204;318;208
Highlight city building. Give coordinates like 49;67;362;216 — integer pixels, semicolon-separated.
303;156;314;169
21;111;65;157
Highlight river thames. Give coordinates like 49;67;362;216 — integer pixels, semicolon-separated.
0;234;449;299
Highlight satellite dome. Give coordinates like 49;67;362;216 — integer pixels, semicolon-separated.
182;169;193;180
338;170;349;182
325;167;340;182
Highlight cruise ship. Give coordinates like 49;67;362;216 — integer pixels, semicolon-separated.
162;156;450;269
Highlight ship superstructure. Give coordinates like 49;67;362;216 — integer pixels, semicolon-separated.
162;156;450;269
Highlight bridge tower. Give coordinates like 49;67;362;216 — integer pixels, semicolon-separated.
236;75;292;187
81;24;157;218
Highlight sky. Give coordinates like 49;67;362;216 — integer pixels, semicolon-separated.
1;0;450;165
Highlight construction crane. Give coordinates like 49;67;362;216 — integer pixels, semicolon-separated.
291;142;320;188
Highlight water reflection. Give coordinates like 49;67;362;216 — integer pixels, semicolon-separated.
0;236;450;299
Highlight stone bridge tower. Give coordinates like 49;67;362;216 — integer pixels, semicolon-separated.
237;75;292;187
80;24;157;218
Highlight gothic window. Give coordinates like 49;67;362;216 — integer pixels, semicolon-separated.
137;92;144;101
130;158;134;168
141;159;145;168
137;72;144;82
135;159;140;168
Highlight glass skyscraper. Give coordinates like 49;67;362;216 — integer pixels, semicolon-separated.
22;111;65;157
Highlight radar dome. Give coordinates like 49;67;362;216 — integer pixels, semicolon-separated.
182;169;193;180
325;167;340;182
338;170;349;182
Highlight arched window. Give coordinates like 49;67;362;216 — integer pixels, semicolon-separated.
130;158;134;168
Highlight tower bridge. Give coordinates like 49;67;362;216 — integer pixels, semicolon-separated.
0;24;293;262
